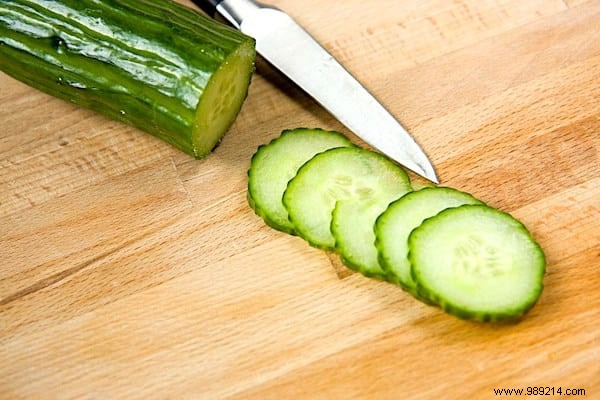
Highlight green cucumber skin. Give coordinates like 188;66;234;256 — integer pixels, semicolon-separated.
337;247;389;281
0;0;255;157
408;205;546;322
248;188;297;235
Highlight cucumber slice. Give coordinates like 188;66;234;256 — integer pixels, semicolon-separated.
283;147;412;251
248;128;353;233
375;187;483;295
332;193;411;279
409;204;546;321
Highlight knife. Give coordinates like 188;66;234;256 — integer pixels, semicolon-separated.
192;0;438;183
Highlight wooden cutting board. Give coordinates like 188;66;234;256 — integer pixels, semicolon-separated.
1;1;598;398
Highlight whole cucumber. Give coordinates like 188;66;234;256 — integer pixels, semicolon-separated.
0;0;256;157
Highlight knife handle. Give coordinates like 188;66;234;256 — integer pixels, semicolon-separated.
191;0;223;17
191;0;264;29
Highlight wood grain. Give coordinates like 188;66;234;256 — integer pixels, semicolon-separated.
1;0;599;399
564;0;595;7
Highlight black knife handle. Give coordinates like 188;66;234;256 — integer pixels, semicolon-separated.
191;0;223;17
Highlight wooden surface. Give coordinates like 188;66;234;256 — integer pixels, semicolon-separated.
1;0;599;398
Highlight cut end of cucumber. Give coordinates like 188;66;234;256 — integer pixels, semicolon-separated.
192;41;255;158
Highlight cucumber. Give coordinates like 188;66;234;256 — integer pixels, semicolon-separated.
248;128;353;233
375;187;483;295
409;204;546;322
0;0;255;158
283;147;412;252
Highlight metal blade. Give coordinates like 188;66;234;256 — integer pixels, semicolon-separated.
217;1;438;182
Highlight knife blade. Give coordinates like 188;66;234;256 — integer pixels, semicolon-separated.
192;0;438;183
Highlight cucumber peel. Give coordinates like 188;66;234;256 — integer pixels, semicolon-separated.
0;0;256;157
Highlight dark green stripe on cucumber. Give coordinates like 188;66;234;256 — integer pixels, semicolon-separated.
0;0;256;157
